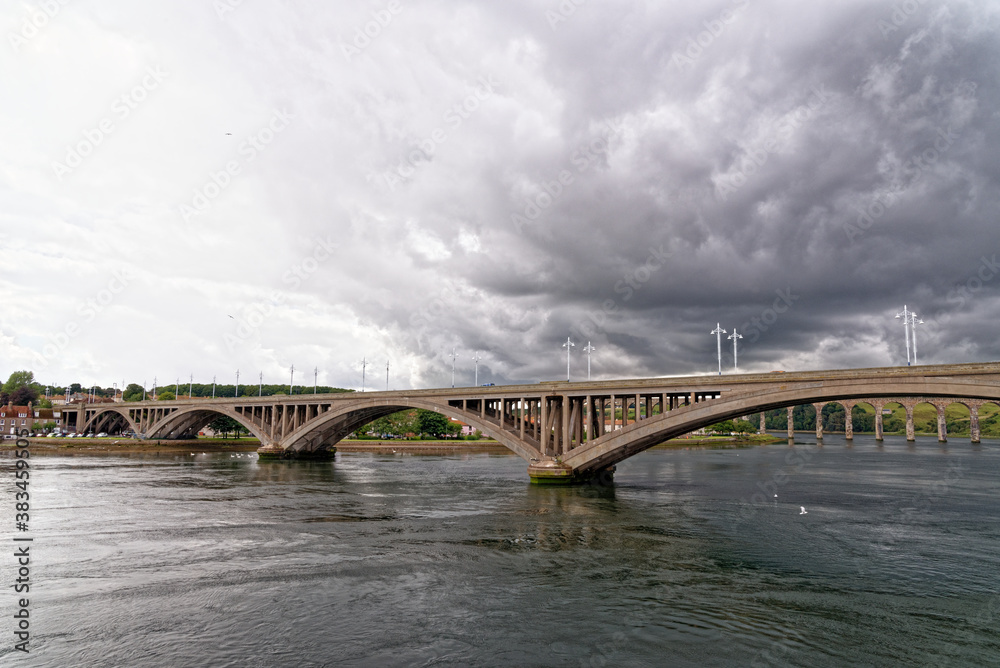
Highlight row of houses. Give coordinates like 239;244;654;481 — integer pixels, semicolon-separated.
1;402;65;436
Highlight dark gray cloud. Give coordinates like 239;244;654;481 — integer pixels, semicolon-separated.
1;0;998;389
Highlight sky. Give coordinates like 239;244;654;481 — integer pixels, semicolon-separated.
2;0;999;391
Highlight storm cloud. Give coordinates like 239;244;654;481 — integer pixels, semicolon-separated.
1;0;998;390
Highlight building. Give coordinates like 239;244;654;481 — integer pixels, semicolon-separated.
0;402;65;435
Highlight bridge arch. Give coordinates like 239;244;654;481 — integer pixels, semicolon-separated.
562;380;1000;476
274;398;543;462
79;406;141;435
146;406;268;443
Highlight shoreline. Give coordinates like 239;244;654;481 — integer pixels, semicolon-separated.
4;434;784;457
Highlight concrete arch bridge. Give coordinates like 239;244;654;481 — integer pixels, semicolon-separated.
59;363;1000;483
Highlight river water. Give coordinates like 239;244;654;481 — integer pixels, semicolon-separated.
3;435;999;667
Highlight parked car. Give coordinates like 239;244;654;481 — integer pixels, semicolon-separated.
96;432;108;438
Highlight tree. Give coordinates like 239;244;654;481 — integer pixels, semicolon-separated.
3;371;35;394
11;385;38;406
157;391;176;401
208;415;243;439
36;397;53;409
417;410;450;437
123;384;145;402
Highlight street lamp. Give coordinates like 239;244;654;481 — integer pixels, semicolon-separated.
289;365;295;395
562;337;575;382
153;377;157;400
728;328;743;372
450;348;458;388
314;366;318;394
142;381;146;402
584;342;596;380
473;351;483;386
895;305;913;365
911;314;925;364
212;375;216;399
711;324;727;375
361;358;368;392
259;371;263;396
385;360;390;391
235;369;240;397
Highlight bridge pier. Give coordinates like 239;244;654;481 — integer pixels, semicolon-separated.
937;405;948;443
905;405;915;442
257;445;336;460
527;460;614;485
844;401;854;440
813;403;824;440
971;406;981;443
787;407;794;439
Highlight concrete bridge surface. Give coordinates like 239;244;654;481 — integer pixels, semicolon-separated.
59;363;1000;483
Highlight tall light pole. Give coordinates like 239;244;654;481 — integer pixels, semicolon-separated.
188;374;193;400
153;377;157;400
449;348;458;388
142;381;146;402
259;371;263;396
910;313;924;364
289;365;295;395
584;342;596;380
896;305;912;365
473;351;482;386
175;377;179;398
563;337;575;381
235;370;240;397
728;328;743;372
711;324;727;375
314;366;318;394
212;375;216;399
385;360;390;391
361;358;368;392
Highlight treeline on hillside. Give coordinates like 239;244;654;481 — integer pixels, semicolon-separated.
120;383;353;401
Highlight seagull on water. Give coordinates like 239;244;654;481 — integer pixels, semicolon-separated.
799;507;808;515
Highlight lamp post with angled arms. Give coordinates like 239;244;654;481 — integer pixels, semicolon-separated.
711;324;727;375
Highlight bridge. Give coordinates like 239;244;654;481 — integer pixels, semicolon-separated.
59;363;1000;483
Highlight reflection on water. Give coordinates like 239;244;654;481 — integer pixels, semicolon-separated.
4;434;1000;667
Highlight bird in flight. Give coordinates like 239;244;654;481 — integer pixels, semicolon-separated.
799;507;808;515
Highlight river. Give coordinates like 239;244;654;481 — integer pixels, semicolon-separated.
3;434;999;667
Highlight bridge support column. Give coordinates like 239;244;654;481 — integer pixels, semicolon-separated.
936;405;947;443
257;444;336;460
905;404;915;442
844;402;854;441
527;461;614;485
787;406;794;439
813;403;824;440
759;412;765;435
875;410;884;441
971;405;980;443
